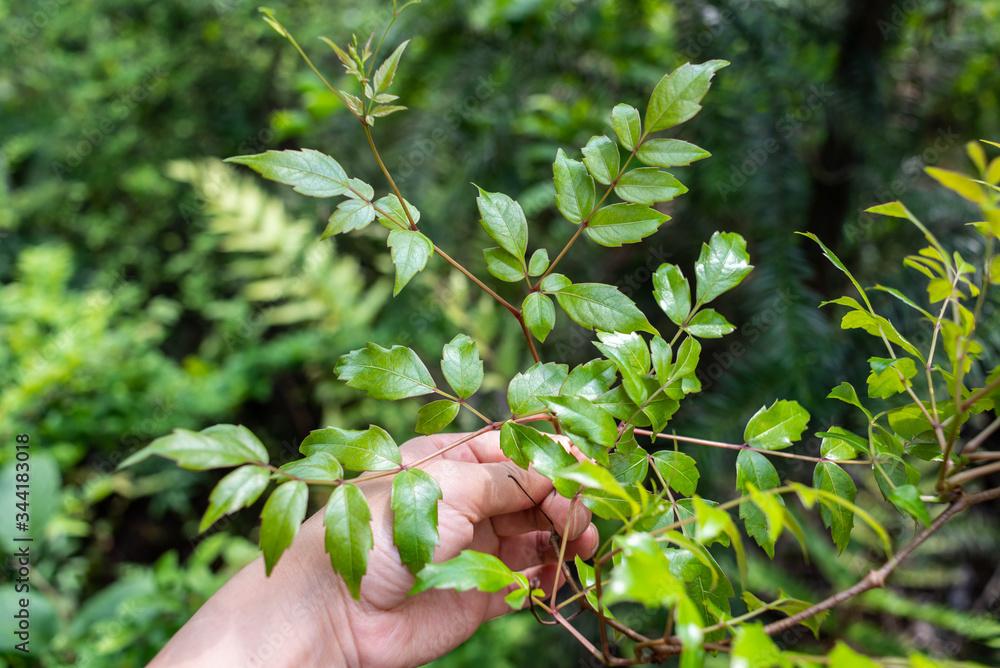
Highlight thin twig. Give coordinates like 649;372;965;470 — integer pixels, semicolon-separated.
760;487;1000;637
962;415;1000;456
633;429;870;465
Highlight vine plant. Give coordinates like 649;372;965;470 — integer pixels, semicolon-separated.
121;5;1000;666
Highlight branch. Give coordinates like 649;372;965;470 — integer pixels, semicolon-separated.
761;488;1000;637
633;429;870;465
961;415;1000;456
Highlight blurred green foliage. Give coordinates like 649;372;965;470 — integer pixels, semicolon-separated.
2;0;1000;665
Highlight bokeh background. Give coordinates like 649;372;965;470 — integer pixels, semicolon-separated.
2;0;1000;665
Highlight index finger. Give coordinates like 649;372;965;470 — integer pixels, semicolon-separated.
426;456;558;524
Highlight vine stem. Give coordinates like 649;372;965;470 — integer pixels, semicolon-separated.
759;487;1000;638
945;460;1000;487
963;415;1000;455
633;429;871;465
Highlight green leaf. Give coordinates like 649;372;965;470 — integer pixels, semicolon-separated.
391;469;442;575
798;231;871;312
652;450;700;496
336;342;436;400
527;248;550;276
736;450;783;557
199;465;271;532
925;166;985;204
731;623;791;668
888;484;931;527
483;247;525;282
694;231;753;304
387;229;433;296
552;283;657;335
369;104;407;119
441;334;484;399
507;362;569;415
475;187;528;260
611;103;642;151
561;359;617;400
764;591;829;639
539;272;571;291
324;482;373;599
594;331;650;405
542;395;618;464
645;60;729;132
277;452;344;483
523;292;556;343
225;149;349;197
653;264;692;326
827;382;873;422
609;446;649;484
410;550;526;602
553;148;596;224
415;400;460;435
323;199;376;238
667;546;732;644
866;356;918;399
374;194;419;229
829;641;881;668
678;498;730;548
640;379;681;433
372;39;409;93
120;424;268;471
744;400;810;451
817;426;864;460
840;310;924;362
673;337;702;378
636;138;711;167
299;425;401;471
606;532;687;608
650;336;673;383
684;309;735;338
260;481;308;575
614;168;687;205
556;461;637;515
593;386;646;424
586;202;669;246
813;462;856;552
675;595;706;668
500;423;577;498
582;135;621;185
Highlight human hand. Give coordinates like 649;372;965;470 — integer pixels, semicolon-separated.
150;430;599;668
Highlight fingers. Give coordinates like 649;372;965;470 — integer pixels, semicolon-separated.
429;456;558;525
494;525;600;572
490;489;592;540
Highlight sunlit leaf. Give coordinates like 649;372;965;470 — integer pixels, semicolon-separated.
336;342;436;400
225;149;349;197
